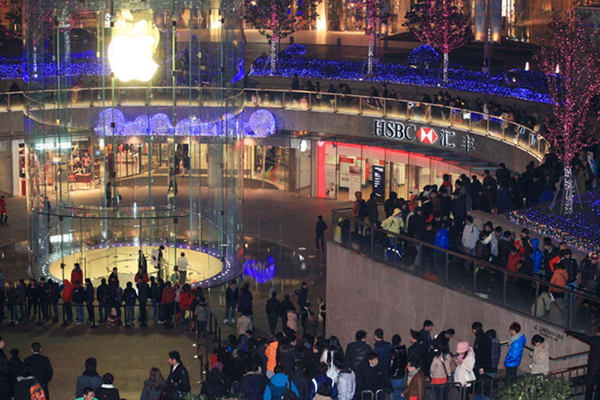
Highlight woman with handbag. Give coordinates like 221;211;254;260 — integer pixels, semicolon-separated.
454;342;476;400
430;342;453;400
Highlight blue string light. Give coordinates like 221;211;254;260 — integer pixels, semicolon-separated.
250;55;552;104
243;255;276;283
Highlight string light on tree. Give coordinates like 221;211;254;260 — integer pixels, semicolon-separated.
534;7;600;215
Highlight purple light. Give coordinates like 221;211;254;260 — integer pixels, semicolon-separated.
248;110;276;137
243;255;276;283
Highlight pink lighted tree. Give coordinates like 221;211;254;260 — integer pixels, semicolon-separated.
404;0;470;82
244;0;321;73
356;0;388;75
534;7;600;214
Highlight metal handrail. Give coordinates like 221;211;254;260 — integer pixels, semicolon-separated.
549;351;590;361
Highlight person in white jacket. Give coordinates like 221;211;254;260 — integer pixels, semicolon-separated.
461;216;479;256
334;357;355;400
529;335;550;375
455;341;476;389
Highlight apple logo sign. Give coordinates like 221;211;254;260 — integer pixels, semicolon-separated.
108;20;159;82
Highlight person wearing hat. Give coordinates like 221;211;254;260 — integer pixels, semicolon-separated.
454;341;475;394
581;252;600;296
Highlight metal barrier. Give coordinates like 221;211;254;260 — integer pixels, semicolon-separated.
332;208;600;332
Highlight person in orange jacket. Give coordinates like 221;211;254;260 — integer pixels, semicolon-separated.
265;333;283;378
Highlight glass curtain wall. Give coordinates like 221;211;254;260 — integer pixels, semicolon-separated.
24;0;243;282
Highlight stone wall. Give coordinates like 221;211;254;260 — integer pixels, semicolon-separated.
326;243;589;373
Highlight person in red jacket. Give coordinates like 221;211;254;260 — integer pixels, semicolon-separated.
506;247;523;280
161;281;176;326
71;264;83;289
62;279;74;324
178;284;193;329
134;267;149;283
0;195;7;225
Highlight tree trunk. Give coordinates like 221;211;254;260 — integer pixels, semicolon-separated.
443;52;449;83
270;38;278;74
563;164;574;215
367;35;374;75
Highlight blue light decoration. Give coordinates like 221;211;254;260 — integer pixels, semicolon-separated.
248;109;276;137
94;108;275;138
509;189;600;253
249;55;552;104
94;108;127;136
283;43;307;56
407;45;440;67
243;255;276;283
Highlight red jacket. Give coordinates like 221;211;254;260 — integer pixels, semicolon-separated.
135;272;149;283
162;287;176;304
62;279;73;303
178;291;192;310
507;252;523;273
71;270;83;286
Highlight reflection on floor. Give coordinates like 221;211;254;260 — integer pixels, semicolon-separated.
46;244;226;287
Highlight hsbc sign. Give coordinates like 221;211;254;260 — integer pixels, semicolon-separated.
373;119;461;149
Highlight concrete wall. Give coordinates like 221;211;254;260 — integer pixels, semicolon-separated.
326;243;589;373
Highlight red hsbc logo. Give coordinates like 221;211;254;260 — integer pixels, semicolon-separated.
417;127;438;144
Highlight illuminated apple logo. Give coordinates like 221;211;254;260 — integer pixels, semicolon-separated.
108;20;159;82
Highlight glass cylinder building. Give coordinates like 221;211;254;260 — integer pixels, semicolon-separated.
23;0;244;286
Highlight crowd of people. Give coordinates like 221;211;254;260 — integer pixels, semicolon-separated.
0;337;191;400
0;312;556;400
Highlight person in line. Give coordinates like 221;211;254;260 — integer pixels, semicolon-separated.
14;364;39;400
529;334;549;375
263;365;299;400
430;342;452;400
355;352;391;400
471;321;492;380
238;362;269;400
195;297;211;338
334;356;355;400
123;281;137;327
373;328;392;369
388;334;407;400
95;373;119;400
0;337;10;400
454;342;476;400
76;358;103;398
140;367;165;400
166;350;191;396
402;359;426;400
24;342;53;399
504;322;526;379
346;330;372;371
201;367;228;400
76;387;97;400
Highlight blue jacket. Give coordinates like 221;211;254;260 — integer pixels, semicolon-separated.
264;374;299;400
504;332;526;368
309;375;338;400
434;228;449;253
531;239;543;274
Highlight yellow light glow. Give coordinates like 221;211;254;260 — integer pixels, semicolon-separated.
108;19;159;82
316;16;327;31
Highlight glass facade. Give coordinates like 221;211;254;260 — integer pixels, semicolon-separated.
24;0;244;284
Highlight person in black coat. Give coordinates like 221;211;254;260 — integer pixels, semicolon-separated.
279;295;295;328
149;277;159;321
266;291;280;336
295;282;308;309
201;368;228;400
84;279;95;324
355;352;391;400
0;337;11;400
166;351;191;394
238;362;269;400
289;360;311;400
13;364;37;400
346;330;373;371
566;328;600;400
76;358;103;398
95;373;120;400
24;342;53;399
37;278;50;321
237;283;253;317
472;322;492;379
407;330;428;376
97;279;111;323
276;336;300;375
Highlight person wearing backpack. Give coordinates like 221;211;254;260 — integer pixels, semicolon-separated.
264;366;299;400
195;297;211;338
122;282;137;327
14;364;40;400
24;343;53;400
